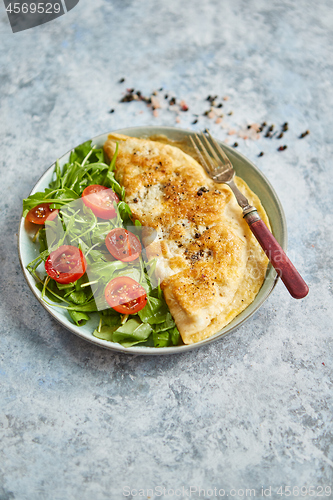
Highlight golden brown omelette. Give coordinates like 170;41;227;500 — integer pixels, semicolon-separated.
104;133;269;344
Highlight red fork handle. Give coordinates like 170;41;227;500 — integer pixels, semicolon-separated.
244;212;309;299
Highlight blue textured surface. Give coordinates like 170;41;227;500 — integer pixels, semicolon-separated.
1;0;333;498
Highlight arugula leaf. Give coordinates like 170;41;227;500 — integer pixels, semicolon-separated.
38;227;48;254
35;281;63;303
70;141;93;164
117;201;132;224
44;217;67;249
95;149;104;163
22;188;78;216
105;171;125;200
24;140;177;348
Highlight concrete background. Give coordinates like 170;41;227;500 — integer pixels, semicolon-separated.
0;0;332;498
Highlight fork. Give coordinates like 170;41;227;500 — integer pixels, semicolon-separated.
190;129;309;299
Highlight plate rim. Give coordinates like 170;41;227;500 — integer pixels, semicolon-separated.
18;126;287;355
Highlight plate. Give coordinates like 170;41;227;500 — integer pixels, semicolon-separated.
18;126;287;355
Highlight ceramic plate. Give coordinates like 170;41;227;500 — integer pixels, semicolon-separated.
18;126;287;355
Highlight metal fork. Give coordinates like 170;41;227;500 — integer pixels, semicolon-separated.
190;130;309;299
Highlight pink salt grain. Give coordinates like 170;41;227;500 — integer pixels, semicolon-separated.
180;100;189;111
151;96;160;109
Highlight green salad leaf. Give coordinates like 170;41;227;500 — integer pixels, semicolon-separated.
138;296;170;325
112;318;153;346
69;310;91;326
23;140;181;348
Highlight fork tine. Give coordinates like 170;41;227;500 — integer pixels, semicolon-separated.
190;135;215;175
201;132;222;167
205;128;232;166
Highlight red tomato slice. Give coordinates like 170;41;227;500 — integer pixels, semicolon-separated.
104;276;147;314
26;203;58;225
45;245;87;284
105;228;142;262
45;209;59;222
82;185;119;219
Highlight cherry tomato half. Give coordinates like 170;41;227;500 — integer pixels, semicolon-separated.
45;209;59;222
82;185;119;219
104;276;147;314
105;228;142;262
26;203;58;225
45;245;87;284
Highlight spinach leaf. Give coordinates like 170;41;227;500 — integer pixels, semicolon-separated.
138;296;169;325
93;325;119;341
68;290;87;305
153;330;170;348
170;327;180;345
68;310;90;326
153;326;180;347
113;318;152;345
152;312;175;332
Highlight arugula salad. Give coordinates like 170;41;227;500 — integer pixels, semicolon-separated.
22;141;180;348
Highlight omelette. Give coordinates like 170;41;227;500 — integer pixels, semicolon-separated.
104;133;269;345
